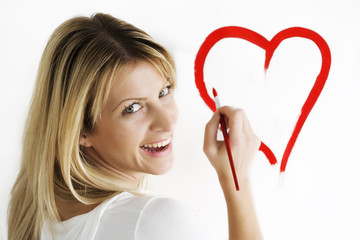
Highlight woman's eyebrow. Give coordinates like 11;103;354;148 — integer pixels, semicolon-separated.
112;97;147;112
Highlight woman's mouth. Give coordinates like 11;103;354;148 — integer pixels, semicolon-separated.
140;137;171;153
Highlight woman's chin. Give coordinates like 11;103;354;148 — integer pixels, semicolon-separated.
148;156;174;175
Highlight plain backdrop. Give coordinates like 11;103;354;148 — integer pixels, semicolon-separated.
1;0;360;239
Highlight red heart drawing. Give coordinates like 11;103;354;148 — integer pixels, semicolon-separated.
194;26;331;172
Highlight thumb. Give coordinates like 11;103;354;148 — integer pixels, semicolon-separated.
203;112;220;155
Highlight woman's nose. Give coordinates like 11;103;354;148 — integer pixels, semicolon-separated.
150;102;178;132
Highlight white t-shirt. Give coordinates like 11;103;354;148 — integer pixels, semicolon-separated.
41;192;213;240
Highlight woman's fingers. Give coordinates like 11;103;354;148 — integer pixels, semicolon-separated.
242;113;261;150
217;107;245;146
203;111;220;157
203;106;260;179
217;106;260;147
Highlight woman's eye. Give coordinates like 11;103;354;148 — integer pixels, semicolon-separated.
159;86;171;97
122;102;142;115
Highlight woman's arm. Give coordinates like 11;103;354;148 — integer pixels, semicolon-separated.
203;106;263;240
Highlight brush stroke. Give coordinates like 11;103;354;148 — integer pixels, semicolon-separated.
194;26;331;172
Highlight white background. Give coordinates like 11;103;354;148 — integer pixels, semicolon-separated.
1;0;360;239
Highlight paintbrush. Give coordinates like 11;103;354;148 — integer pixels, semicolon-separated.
212;88;239;191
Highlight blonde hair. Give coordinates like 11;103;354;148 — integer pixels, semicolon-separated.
8;13;175;240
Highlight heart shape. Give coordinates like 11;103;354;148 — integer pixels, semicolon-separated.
194;26;331;172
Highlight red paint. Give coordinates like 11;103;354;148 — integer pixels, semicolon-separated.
212;87;218;98
213;88;239;191
259;142;277;165
194;26;331;172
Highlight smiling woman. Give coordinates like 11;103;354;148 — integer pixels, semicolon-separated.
7;12;262;240
7;13;180;240
80;61;179;184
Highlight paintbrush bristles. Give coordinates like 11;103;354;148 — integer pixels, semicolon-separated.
212;88;221;110
212;88;218;98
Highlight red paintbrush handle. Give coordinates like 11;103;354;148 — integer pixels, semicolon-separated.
219;114;240;191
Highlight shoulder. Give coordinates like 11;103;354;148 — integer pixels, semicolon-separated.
94;192;155;239
96;192;213;240
136;196;209;240
140;196;196;223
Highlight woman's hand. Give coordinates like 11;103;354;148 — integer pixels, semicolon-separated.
204;106;263;240
203;106;260;182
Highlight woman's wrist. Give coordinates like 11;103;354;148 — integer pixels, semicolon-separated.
217;171;251;191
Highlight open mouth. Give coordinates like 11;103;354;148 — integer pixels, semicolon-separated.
140;137;171;153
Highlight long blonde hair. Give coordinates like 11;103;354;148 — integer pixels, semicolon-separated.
8;13;175;240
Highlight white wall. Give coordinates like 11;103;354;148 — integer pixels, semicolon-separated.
1;0;359;239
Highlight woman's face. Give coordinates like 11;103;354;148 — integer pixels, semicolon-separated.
81;61;178;184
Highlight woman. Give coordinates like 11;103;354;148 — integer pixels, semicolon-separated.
8;13;262;240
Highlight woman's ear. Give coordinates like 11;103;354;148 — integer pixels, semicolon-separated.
79;133;93;147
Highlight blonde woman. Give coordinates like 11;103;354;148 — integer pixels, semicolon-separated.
8;13;262;240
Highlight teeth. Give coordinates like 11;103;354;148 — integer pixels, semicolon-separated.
141;137;171;149
158;138;171;147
